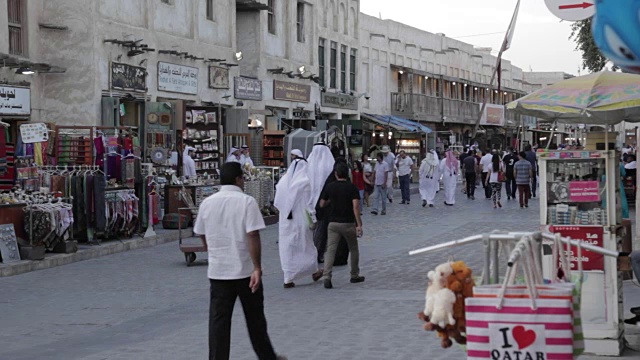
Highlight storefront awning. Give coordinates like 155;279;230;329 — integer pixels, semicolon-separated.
362;113;432;133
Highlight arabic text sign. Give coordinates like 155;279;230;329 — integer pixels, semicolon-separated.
273;80;310;102
569;180;600;202
549;225;604;271
321;92;358;110
111;62;146;92
234;77;262;100
0;86;30;116
158;62;199;95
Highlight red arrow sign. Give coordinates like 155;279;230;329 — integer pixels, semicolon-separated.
559;2;594;10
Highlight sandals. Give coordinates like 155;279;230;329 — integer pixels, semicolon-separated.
312;270;323;282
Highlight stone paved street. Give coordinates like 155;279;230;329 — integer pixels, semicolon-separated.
1;185;638;359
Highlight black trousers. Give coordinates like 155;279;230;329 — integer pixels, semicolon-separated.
209;278;277;360
505;176;517;198
481;172;491;198
531;171;537;196
465;172;476;197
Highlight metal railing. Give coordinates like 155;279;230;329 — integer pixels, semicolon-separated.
443;98;479;123
390;93;439;117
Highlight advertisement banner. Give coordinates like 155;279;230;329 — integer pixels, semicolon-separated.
479;104;505;126
321;92;358;110
549;225;604;271
0;86;30;116
158;62;198;95
111;62;146;92
569;181;600;202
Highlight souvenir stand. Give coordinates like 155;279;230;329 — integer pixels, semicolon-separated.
537;149;624;355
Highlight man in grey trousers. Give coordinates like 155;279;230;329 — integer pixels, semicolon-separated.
318;162;365;289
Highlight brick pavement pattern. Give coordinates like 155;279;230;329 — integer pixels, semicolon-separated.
0;185;638;359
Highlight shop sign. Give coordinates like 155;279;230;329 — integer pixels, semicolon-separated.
158;62;198;95
549;225;604;271
569;181;600;202
0;86;30;115
19;123;48;143
479;104;505;126
543;151;601;159
349;129;363;145
321;92;358;110
234;77;262;100
209;66;229;89
273;80;310;102
110;62;146;92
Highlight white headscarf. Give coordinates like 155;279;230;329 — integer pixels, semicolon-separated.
291;149;304;158
226;147;240;163
307;144;335;208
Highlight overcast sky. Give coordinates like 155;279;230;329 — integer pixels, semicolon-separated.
360;0;584;76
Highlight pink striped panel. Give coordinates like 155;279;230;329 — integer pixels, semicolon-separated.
466;305;572;315
464;334;573;346
547;354;574;360
466;320;574;330
467;350;490;358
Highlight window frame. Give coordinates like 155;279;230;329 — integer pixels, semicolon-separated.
267;0;276;35
318;38;326;87
340;45;347;92
330;42;337;89
296;2;305;43
7;0;26;57
206;0;215;21
349;48;356;91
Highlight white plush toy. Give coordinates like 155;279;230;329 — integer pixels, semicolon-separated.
423;262;453;317
429;288;457;328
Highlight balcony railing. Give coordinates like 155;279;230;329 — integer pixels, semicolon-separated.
443;98;479;124
391;93;439;118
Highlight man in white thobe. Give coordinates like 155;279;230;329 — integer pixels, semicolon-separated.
307;143;336;263
419;150;440;207
182;146;197;178
380;145;396;203
273;149;323;288
226;147;241;163
440;149;459;206
239;145;254;168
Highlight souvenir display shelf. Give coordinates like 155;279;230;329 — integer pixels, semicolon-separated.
263;131;285;167
54;126;94;166
184;109;221;173
396;139;421;157
538;150;624;355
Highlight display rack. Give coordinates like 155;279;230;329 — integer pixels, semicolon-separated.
54;126;94;166
538;150;624;355
262;131;285;167
184;109;221;173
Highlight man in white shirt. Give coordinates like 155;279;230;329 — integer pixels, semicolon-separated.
395;150;414;204
479;150;494;199
371;152;390;215
380;145;396;203
194;162;286;360
240;144;254;168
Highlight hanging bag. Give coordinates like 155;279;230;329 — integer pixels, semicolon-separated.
465;235;576;360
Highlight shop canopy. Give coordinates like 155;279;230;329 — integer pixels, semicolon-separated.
362;113;432;134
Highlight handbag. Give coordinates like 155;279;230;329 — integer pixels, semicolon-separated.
497;164;506;183
466;235;576;359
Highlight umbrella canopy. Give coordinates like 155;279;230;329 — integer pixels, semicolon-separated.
506;71;640;125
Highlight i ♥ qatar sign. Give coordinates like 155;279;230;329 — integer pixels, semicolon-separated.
489;324;546;360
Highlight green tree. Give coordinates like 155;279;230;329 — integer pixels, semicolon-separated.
569;18;608;72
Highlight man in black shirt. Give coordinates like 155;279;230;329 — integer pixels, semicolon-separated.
319;162;365;289
462;150;477;200
502;147;517;200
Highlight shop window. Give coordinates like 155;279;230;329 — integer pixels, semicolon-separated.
268;0;276;35
318;38;325;87
8;0;26;57
350;48;357;91
330;41;337;88
397;71;403;93
296;2;305;43
206;0;214;21
340;45;347;92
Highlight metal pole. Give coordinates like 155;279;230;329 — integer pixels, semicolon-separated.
492;239;500;285
546;120;557;150
473;49;504;137
483;234;491;285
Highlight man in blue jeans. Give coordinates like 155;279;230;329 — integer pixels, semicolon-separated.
396;150;414;204
371;152;389;215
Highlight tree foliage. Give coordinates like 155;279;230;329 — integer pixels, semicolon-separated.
569;18;608;73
